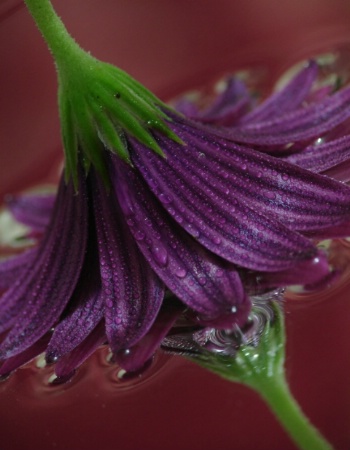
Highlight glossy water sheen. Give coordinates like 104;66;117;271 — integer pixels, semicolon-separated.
0;241;349;450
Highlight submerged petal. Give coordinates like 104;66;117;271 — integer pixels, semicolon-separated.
0;174;88;359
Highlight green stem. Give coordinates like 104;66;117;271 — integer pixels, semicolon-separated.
23;0;84;66
253;376;332;450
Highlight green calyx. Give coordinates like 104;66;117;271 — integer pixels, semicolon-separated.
190;302;333;450
24;0;183;187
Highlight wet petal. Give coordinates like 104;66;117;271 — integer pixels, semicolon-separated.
0;174;88;359
111;158;247;319
91;172;164;353
225;85;350;146
46;234;103;363
153;116;350;237
285;135;350;174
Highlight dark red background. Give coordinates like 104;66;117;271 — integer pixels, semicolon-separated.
1;1;350;449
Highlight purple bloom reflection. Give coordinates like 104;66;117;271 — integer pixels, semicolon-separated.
1;61;350;379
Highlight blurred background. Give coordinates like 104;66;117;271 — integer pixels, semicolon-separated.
1;0;350;196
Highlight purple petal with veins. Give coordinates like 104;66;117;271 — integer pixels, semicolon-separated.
111;159;247;321
91;172;165;353
6;193;55;232
224;85;350;147
153;115;350;237
285;135;350;174
0;174;88;358
46;228;103;363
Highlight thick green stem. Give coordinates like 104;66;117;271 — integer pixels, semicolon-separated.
23;0;83;66
253;376;332;450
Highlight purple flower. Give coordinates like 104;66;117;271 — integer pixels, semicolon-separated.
1;61;350;380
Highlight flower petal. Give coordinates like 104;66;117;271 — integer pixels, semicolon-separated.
0;174;88;359
91;172;165;353
45;234;103;363
151;116;350;237
226;85;350;146
285;135;350;174
111;158;247;320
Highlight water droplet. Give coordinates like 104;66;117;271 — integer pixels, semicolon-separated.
134;230;145;241
175;267;187;278
159;193;173;204
151;245;169;267
212;236;222;245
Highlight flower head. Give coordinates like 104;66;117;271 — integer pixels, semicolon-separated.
1;0;350;381
2;56;350;380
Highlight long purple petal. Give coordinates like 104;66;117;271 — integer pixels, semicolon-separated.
285;135;350;174
153;116;350;237
224;85;350;146
111;158;247;322
0;173;88;359
91;171;164;354
45;229;103;363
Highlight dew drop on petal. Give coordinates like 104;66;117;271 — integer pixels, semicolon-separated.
175;267;187;278
134;230;145;241
151;244;169;267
